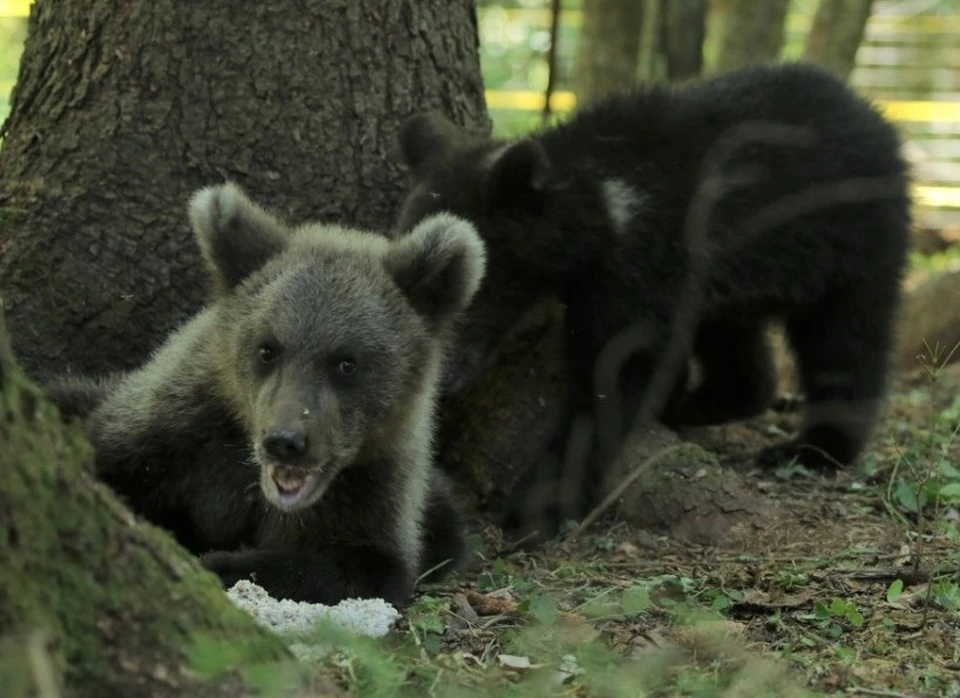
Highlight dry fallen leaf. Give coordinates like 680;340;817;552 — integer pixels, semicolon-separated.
735;588;814;611
463;588;518;615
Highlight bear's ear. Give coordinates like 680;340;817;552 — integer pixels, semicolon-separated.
384;213;487;329
399;112;464;176
188;183;290;296
484;139;552;207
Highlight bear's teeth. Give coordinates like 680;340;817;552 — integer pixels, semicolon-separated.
273;473;306;494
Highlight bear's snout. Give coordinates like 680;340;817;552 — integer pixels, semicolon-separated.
263;428;308;462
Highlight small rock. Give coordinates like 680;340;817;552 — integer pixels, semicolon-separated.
498;654;538;671
552;654;585;685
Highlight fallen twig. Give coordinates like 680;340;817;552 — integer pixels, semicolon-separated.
846;685;926;698
563;443;687;543
847;565;960;585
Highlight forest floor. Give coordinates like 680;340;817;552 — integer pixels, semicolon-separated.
287;360;960;698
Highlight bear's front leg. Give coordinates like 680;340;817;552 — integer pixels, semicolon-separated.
201;546;415;606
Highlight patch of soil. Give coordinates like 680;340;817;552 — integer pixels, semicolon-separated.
432;363;960;696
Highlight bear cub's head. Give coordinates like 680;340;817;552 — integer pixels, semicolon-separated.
393;112;556;394
188;183;486;512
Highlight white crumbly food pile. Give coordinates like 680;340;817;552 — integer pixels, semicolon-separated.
226;579;400;661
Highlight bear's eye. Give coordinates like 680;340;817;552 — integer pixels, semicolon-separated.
337;358;357;376
258;345;278;365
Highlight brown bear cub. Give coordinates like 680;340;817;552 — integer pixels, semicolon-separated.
45;182;486;605
394;62;912;545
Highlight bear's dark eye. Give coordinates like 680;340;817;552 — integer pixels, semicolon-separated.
337;358;357;376
258;345;278;365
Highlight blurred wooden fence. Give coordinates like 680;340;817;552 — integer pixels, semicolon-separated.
1;0;958;216
481;3;960;217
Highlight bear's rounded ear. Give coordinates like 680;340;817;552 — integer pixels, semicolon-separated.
384;213;487;329
188;183;290;297
399;112;464;176
484;139;552;207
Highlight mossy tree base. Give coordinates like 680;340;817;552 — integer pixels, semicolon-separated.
0;312;289;697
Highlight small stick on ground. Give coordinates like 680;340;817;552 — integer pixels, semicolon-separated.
563;443;686;544
846;686;924;698
848;565;960;585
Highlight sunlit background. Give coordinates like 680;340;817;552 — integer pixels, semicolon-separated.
2;0;957;225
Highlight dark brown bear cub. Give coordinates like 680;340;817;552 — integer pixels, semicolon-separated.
46;182;486;605
395;62;911;545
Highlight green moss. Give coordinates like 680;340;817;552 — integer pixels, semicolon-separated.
0;206;25;228
0;319;290;696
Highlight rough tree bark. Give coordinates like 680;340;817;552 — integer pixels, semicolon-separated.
802;0;875;81
574;0;646;103
710;0;790;74
0;311;290;697
0;0;488;379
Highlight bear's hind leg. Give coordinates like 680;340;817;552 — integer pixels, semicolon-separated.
661;319;776;427
757;282;897;470
501;295;672;548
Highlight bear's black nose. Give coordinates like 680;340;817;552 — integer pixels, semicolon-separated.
263;429;308;461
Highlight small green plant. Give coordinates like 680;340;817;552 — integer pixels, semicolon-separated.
882;338;960;622
708;588;744;613
886;579;904;604
931;578;960;611
406;594;450;656
519;592;558;625
808;598;865;638
773;569;809;591
475;558;512;592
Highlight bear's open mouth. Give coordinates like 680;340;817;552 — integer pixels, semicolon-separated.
264;464;325;510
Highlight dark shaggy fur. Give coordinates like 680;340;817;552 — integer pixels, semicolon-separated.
394;62;912;545
43;182;487;604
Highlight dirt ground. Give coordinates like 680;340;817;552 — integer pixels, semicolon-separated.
379;362;960;698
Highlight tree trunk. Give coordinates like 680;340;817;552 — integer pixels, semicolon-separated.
802;0;875;81
0;311;290;697
574;0;646;103
0;0;488;380
662;0;707;81
636;0;663;83
710;0;790;74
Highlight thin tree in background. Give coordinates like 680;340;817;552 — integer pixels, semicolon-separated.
574;0;645;103
637;0;663;82
711;0;790;73
662;0;708;81
803;0;876;80
542;0;562;122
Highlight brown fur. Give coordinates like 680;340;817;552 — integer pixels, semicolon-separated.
44;182;486;604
